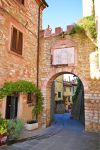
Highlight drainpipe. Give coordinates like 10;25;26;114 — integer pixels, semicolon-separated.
37;5;41;88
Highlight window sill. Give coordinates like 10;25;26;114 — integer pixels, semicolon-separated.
8;50;23;59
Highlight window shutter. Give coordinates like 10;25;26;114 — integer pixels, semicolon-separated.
18;31;23;55
31;93;36;105
21;0;24;5
11;26;23;55
27;93;36;105
11;27;17;51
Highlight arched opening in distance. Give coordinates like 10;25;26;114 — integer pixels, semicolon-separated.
45;72;85;128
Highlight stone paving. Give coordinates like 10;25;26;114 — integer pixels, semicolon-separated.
0;113;100;150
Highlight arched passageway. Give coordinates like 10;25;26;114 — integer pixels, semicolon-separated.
40;29;100;132
50;73;85;126
41;70;87;129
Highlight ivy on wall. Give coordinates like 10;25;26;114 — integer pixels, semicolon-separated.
72;78;83;103
69;15;97;39
0;80;43;114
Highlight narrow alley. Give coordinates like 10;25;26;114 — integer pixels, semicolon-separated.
1;113;99;150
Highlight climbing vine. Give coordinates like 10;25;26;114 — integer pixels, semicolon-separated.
0;80;43;114
72;78;83;103
69;15;97;39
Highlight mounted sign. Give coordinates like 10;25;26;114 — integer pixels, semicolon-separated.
52;47;75;65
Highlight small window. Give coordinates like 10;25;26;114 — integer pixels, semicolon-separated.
17;0;24;5
58;92;61;98
64;87;66;92
27;93;36;104
11;26;23;55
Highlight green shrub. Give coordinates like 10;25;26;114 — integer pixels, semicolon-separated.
72;78;83;103
7;119;24;140
69;15;97;39
0;80;43;118
0;114;8;135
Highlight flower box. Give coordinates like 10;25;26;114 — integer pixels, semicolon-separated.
25;120;38;130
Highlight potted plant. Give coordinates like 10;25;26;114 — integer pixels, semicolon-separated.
25;120;38;131
25;105;39;131
0;114;8;146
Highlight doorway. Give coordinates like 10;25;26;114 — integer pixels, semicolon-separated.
5;95;18;119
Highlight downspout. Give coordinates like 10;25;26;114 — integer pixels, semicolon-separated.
37;5;41;88
37;1;48;88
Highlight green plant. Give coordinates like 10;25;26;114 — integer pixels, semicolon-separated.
0;80;38;99
7;119;24;140
0;113;8;135
69;15;97;39
69;24;85;35
72;78;83;103
0;80;43;119
32;89;43;118
0;80;43;124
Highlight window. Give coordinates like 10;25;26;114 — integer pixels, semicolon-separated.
27;93;36;104
17;0;24;5
64;87;66;92
58;92;61;98
11;26;23;55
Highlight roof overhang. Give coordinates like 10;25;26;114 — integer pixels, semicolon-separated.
35;0;48;10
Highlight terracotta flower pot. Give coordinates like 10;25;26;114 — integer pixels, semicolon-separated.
0;133;7;146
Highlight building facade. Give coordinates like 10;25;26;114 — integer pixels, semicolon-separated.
82;0;100;73
0;0;47;122
63;80;77;112
0;0;100;132
39;25;100;132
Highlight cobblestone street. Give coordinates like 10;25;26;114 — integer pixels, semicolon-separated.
0;114;99;150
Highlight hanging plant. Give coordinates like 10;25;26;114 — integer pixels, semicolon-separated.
72;78;83;103
0;80;43;113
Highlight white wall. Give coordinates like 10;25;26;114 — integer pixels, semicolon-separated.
82;0;92;17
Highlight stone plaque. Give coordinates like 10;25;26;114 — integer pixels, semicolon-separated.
52;47;75;65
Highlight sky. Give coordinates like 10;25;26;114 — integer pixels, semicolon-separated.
43;0;83;32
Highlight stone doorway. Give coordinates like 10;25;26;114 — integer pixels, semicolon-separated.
41;71;86;128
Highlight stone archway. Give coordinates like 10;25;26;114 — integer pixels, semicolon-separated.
41;68;87;128
40;29;100;132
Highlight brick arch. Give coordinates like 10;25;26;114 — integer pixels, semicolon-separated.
41;68;88;127
42;68;88;91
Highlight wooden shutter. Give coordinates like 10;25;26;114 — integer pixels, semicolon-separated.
18;31;23;55
27;93;36;105
11;27;17;52
11;26;23;55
